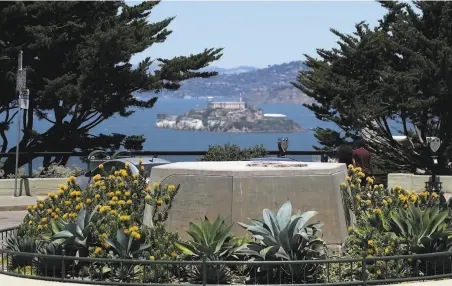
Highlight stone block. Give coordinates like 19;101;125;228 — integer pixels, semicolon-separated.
150;161;349;245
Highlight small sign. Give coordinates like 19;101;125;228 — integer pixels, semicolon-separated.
16;69;26;92
19;89;29;110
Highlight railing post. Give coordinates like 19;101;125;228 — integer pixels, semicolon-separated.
361;251;367;286
61;249;66;281
27;151;32;178
202;255;207;286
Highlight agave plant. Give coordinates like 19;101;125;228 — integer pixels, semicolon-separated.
175;216;238;284
53;206;98;256
34;241;67;277
390;204;452;253
5;232;37;269
104;229;150;259
236;200;326;284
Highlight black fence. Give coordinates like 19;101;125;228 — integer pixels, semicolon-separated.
1;227;451;285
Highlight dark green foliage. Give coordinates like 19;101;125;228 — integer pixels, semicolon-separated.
104;229;150;259
35;241;67;277
0;1;222;175
199;144;267;161
176;216;237;284
294;1;452;174
5;232;37;269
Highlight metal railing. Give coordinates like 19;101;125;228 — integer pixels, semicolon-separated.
1;227;451;285
0;150;332;178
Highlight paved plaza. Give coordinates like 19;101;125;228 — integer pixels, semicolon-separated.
0;210;26;229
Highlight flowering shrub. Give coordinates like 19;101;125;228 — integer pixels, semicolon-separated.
18;160;181;262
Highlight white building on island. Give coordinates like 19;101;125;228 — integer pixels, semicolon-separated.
208;94;246;110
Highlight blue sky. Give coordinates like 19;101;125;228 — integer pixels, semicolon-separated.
129;1;386;68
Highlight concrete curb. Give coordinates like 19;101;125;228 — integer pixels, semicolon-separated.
0;273;450;286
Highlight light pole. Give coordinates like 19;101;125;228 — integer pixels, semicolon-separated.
425;137;442;193
14;51;29;197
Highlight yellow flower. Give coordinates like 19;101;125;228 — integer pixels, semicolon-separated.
141;166;145;171
86;199;92;204
69;212;77;218
366;177;374;184
133;174;139;179
103;242;110;249
138;158;144;164
125;163;130;169
76;197;81;202
350;184;355;189
120;169;128;177
399;194;407;202
115;191;121;196
374;208;382;215
387;198;392;204
59;184;67;190
118;200;125;206
98;164;104;169
124;229;130;234
76;191;81;196
376;269;382;275
75;205;81;211
345;176;351;181
153;183;160;189
366;200;371;206
348;164;354;169
410;194;417;203
107;192;114;197
368;240;373;246
66;176;76;183
133;180;138;184
340;182;347;188
378;184;384;189
145;186;151;192
48;192;56;198
33;204;38;210
156;199;163;206
27;205;33;210
39;204;44;209
385;247;391;254
347;226;353;233
355;195;361;201
145;195;151;200
168;185;176;191
127;199;133;205
110;210;117;215
131;226;139;232
109;200;116;206
393;185;401;192
47;208;53;214
55;208;60;212
132;232;141;240
53;214;59;219
383;200;388;206
58;189;64;195
171;252;177;258
368;249;374;254
355;167;362;172
432;192;439;199
37;225;43;230
70;191;77;197
150;256;155;261
94;247;102;254
102;233;109;239
112;196;118;201
358;172;365;178
95;194;101;199
62;213;69;219
93;174;102;182
403;204;408;208
64;200;70;206
124;191;130;197
28;220;33;225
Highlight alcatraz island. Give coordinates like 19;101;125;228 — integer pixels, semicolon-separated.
155;96;304;133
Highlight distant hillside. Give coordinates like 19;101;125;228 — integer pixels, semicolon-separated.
160;61;313;104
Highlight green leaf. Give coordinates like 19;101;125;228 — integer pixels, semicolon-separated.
175;242;196;256
276;200;292;230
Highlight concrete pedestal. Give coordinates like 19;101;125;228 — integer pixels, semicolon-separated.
150;161;349;245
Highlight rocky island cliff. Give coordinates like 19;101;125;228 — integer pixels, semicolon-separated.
155;105;303;133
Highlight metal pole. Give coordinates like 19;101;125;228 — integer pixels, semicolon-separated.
13;51;23;197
